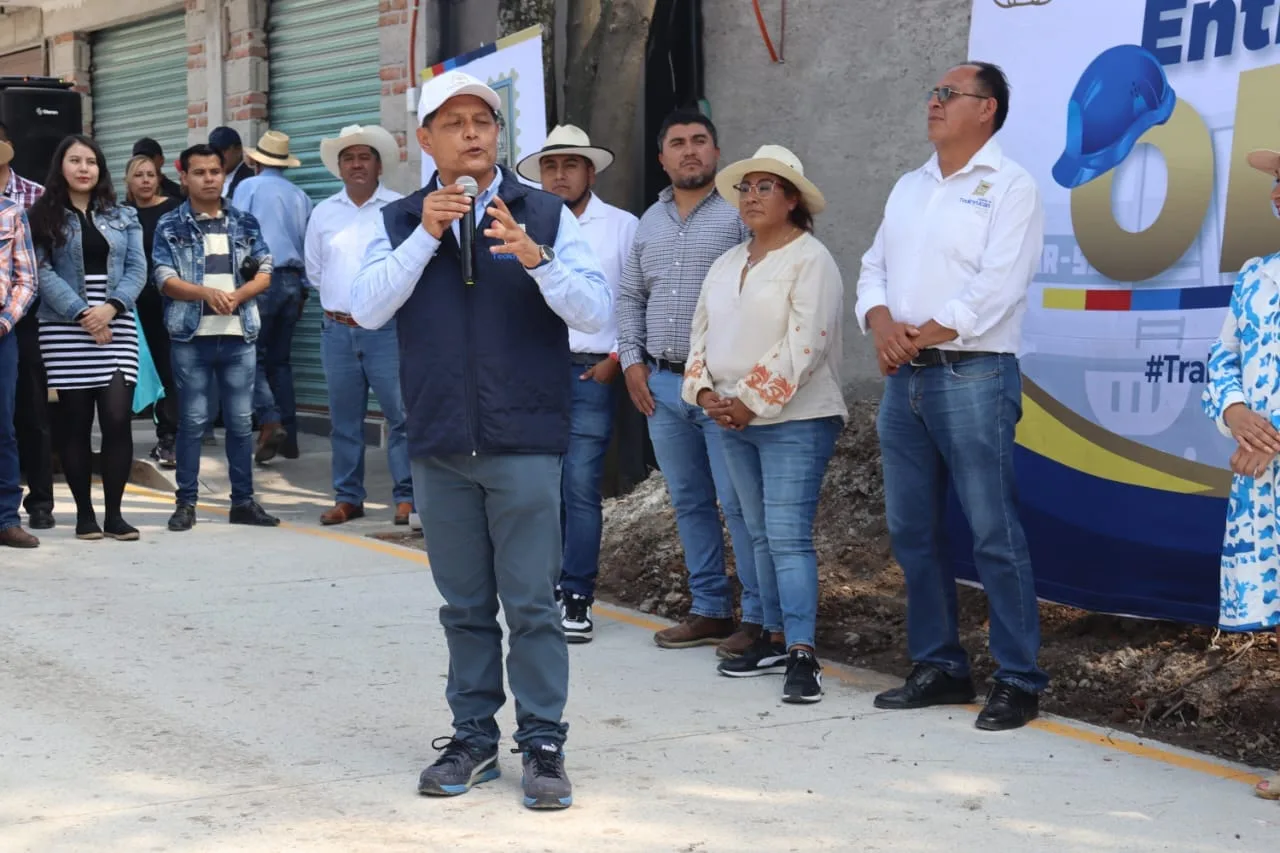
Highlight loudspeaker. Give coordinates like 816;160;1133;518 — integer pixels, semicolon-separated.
0;79;82;185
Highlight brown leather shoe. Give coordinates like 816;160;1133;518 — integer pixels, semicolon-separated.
254;423;287;464
320;502;365;526
394;502;414;525
716;622;762;660
0;525;39;548
654;615;735;649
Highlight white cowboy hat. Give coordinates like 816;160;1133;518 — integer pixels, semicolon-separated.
319;124;400;180
245;129;301;168
417;70;501;124
715;144;826;215
515;124;615;182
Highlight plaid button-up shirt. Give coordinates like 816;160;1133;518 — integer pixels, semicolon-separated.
0;197;38;334
4;168;44;211
615;186;749;370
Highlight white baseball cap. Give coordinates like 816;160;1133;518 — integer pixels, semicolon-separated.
418;71;502;125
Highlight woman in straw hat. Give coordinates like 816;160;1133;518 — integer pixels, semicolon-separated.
1205;146;1280;800
681;144;847;703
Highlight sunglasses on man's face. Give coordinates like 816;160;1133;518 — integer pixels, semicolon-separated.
927;86;991;105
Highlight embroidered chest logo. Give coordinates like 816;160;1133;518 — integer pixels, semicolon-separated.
961;180;994;210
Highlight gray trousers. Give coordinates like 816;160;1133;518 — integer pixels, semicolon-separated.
412;453;570;751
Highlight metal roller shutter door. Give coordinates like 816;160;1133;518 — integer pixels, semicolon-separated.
267;0;381;414
92;13;188;196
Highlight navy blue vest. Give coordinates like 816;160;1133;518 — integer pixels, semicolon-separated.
383;167;571;458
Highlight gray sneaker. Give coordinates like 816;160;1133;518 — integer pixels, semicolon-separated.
417;736;500;796
517;740;573;809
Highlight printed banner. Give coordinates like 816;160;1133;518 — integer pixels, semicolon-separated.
964;0;1280;624
419;25;547;185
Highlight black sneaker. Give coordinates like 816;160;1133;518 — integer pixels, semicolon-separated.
168;504;196;532
516;740;573;810
229;501;280;527
151;438;177;469
975;682;1039;732
103;516;139;541
561;593;593;643
782;649;823;704
717;633;787;677
75;513;103;541
418;736;500;796
280;435;300;460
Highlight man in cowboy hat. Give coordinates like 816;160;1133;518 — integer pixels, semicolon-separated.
0;123;54;534
351;70;610;810
516;125;638;643
304;124;414;527
233;130;313;463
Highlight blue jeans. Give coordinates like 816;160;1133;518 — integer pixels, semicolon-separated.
0;329;20;530
647;367;759;622
559;363;617;600
413;453;569;750
253;269;302;436
877;354;1048;693
320;316;413;505
172;336;257;507
720;416;842;649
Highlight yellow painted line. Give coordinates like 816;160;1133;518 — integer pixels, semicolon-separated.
120;484;1263;787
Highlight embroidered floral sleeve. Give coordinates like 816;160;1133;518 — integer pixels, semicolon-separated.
736;243;844;419
680;284;715;406
1203;258;1260;438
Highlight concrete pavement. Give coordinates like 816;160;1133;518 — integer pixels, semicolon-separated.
2;440;1278;851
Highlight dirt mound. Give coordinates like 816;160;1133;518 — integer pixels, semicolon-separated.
596;399;1280;769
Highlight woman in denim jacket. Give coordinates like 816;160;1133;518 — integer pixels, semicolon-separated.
28;135;146;542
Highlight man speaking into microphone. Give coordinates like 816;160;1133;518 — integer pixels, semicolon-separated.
351;71;609;810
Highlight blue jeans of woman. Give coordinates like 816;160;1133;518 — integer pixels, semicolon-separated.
719;416;842;649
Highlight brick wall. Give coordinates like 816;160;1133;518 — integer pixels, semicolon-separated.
224;0;268;144
379;0;416;191
186;0;209;137
48;31;91;129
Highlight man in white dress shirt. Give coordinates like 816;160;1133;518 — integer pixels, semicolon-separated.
517;125;639;644
855;62;1048;731
305;124;414;527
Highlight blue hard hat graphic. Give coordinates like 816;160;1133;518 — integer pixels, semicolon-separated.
1052;44;1176;190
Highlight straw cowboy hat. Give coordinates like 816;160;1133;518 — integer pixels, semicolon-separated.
1248;148;1280;178
516;124;615;182
715;144;826;214
319;124;400;179
245;130;301;168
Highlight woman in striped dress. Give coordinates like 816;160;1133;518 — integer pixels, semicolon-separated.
29;136;147;541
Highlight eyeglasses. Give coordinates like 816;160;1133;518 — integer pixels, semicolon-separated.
927;86;991;104
733;179;782;198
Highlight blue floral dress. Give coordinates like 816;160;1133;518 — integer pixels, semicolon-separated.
1203;253;1280;630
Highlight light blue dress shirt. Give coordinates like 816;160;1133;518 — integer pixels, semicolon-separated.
231;166;313;271
350;169;612;334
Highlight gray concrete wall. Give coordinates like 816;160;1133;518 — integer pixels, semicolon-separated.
703;0;972;396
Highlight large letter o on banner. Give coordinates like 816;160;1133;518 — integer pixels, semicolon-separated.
1071;99;1213;283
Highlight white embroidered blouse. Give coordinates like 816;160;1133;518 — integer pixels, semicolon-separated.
681;232;848;426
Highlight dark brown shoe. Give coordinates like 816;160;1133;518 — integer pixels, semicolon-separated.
320;502;365;526
255;423;287;464
716;622;763;660
654;615;735;649
394;502;414;525
0;525;39;548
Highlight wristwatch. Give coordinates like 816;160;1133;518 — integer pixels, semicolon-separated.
537;244;555;266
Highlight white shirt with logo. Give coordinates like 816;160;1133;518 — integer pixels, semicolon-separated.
854;137;1044;354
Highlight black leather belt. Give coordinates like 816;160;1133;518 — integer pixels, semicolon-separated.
908;349;998;368
569;352;610;366
649;357;685;375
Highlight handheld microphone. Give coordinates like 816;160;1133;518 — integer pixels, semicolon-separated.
457;175;480;286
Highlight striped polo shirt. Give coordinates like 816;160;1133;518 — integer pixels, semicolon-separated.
194;211;243;337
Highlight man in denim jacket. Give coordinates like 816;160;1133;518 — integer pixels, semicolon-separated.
152;144;280;532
